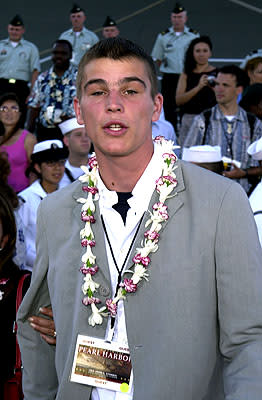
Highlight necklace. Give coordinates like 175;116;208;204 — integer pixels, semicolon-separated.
77;137;178;327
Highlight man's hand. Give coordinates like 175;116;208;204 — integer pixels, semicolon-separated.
28;307;56;345
223;164;247;179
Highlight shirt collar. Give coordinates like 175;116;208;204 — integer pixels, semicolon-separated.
214;104;244;122
97;142;163;212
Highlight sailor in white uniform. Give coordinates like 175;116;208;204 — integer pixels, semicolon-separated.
58;117;92;188
248;137;262;246
18;140;68;270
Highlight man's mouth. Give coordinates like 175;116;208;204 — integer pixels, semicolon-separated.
107;124;122;132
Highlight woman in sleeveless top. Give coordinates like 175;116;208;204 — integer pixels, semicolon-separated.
0;93;36;193
176;36;217;147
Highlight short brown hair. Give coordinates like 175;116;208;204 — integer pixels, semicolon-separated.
76;37;158;101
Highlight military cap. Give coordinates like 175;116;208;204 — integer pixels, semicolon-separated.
9;14;24;26
31;140;68;164
70;3;84;14
102;16;117;28
172;2;186;13
240;49;262;69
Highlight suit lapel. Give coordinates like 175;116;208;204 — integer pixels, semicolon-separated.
123;160;185;272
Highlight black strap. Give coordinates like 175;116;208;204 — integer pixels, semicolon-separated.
101;212;145;329
254;210;262;216
246;112;256;141
65;167;75;183
201;109;212;145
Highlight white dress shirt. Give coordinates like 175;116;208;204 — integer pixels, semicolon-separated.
91;144;163;400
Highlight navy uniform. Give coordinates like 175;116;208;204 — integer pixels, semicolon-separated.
151;3;198;129
59;4;99;66
0;15;40;106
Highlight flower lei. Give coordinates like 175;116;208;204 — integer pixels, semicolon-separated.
77;136;178;327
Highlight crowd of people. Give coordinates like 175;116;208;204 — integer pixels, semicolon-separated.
0;2;262;400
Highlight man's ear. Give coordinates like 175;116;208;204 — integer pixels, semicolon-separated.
152;93;163;123
74;97;84;125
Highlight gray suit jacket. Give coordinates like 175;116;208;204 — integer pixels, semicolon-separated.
17;160;262;400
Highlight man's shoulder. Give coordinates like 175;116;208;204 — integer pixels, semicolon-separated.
0;38;9;46
82;27;98;37
184;26;199;37
159;27;171;36
59;28;72;37
20;38;39;51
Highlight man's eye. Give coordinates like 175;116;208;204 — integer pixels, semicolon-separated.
123;89;137;95
91;91;105;96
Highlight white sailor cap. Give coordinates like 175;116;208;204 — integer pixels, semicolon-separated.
240;49;262;69
247;137;262;160
182;145;222;163
31;140;68;163
58;118;84;135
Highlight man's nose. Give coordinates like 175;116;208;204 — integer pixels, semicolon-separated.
106;91;123;112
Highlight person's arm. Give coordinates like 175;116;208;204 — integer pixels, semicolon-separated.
25;106;40;133
215;182;262;398
24;132;37;161
176;73;209;106
17;201;58;399
30;69;39;91
223;164;262;179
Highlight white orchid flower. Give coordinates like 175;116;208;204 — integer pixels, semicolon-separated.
80;223;93;240
81;246;96;264
130;265;149;284
0;290;4;301
88;303;107;326
82;273;100;294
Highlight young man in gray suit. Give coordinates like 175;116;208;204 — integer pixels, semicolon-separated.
18;38;262;400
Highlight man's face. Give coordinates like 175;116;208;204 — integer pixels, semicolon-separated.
8;24;25;42
170;11;187;32
214;73;242;106
74;57;162;161
64;128;91;156
102;26;119;39
70;11;86;31
52;43;71;68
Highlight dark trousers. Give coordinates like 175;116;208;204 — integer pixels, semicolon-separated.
161;73;180;132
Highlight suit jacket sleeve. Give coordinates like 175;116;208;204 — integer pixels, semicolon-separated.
215;182;262;399
17;200;58;400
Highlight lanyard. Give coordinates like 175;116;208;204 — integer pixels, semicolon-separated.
101;213;145;333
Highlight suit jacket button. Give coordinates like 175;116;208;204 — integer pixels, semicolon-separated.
99;286;110;297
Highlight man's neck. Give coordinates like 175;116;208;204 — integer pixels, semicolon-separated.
96;145;154;192
218;102;238;116
53;64;69;77
73;27;83;32
68;154;89;168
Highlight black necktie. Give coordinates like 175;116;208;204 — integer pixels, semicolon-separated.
112;192;132;224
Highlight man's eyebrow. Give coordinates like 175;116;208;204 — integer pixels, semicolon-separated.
83;77;147;91
84;79;106;90
119;76;147;88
